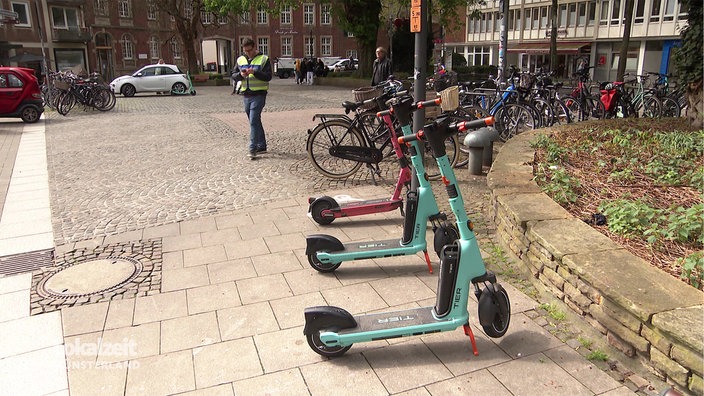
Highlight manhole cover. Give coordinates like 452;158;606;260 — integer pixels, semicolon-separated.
38;257;142;298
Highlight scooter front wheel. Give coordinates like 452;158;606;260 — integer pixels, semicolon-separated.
306;329;352;357
481;286;511;338
308;253;342;273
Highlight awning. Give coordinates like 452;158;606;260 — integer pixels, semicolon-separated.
507;42;591;54
8;53;45;63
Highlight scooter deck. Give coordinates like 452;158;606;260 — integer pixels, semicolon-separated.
340;307;437;334
338;197;402;209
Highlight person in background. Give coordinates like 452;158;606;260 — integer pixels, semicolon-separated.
295;58;302;85
371;47;392;86
299;58;308;85
305;58;315;85
231;38;272;159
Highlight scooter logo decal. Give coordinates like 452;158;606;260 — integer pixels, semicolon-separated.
358;242;388;249
453;288;461;309
377;315;415;324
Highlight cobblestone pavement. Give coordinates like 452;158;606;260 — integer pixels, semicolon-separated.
45;80;492;246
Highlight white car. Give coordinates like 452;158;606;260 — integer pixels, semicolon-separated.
110;64;190;97
328;59;358;72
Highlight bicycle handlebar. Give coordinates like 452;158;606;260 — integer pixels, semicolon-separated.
376;97;442;118
397;116;494;144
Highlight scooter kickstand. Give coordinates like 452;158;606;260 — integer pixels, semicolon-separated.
463;323;479;356
422;250;433;273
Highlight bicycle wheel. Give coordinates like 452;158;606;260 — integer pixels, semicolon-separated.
562;97;584;122
307;119;366;179
495;104;536;142
660;97;681;118
57;92;76;116
531;97;555;127
551;98;572;124
583;96;606;120
424;135;460;181
642;95;662;118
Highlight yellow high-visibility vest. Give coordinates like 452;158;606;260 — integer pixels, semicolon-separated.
237;54;269;92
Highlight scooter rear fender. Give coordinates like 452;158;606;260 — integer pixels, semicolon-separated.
303;306;357;335
305;234;345;255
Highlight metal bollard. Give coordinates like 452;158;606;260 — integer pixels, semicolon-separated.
481;127;500;167
463;130;491;175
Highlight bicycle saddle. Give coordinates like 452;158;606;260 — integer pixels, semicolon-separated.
342;101;361;113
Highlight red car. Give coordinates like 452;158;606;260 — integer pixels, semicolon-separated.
0;67;44;123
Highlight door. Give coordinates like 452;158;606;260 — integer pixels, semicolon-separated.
97;49;114;82
0;72;25;114
136;66;163;91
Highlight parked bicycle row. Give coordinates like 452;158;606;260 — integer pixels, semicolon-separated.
41;70;116;115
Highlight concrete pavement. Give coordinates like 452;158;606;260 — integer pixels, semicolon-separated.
0;81;664;395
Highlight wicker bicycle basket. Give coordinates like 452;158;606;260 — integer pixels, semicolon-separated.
53;80;70;91
439;85;459;112
353;86;383;110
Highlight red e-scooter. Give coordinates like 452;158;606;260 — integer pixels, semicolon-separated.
307;82;413;225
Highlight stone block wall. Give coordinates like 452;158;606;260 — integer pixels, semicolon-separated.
487;129;704;395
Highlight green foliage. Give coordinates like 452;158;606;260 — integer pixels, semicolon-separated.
532;134;580;204
539;303;566;321
578;337;593;349
451;52;467;68
677;251;704;289
586;349;609;361
673;0;703;86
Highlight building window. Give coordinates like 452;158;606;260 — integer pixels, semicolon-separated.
304;4;315;25
678;0;688;19
515;9;522;30
121;34;134;60
577;3;587;26
346;50;357;59
507;9;514;30
634;0;645;22
51;7;79;29
650;0;661;22
256;9;268;24
147;2;157;20
321;4;331;25
568;3;577;26
321;36;332;56
494;11;500;31
481;13;487;32
611;0;621;23
10;2;30;26
94;0;108;16
524;8;531;30
600;0;609;25
540;6;548;28
171;38;181;59
257;37;269;55
304;36;314;57
202;11;212;24
281;37;292;56
588;0;596;24
557;4;567;27
346;31;354;37
532;8;539;29
118;0;131;18
240;10;250;23
281;5;291;24
149;36;160;60
468;46;490;66
663;0;675;21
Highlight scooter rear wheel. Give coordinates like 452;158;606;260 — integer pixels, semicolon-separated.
306;329;352;357
308;253;342;273
481;286;511;338
310;199;335;225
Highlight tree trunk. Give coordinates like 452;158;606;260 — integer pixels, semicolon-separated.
616;0;635;80
686;79;704;129
549;0;557;72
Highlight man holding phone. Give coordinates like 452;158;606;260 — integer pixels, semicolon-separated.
232;38;273;159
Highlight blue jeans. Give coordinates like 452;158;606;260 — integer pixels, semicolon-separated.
243;94;267;152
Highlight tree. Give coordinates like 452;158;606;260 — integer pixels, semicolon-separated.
616;0;635;80
549;0;557;72
673;0;703;128
152;0;208;74
205;0;474;76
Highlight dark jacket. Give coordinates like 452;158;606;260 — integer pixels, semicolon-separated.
371;57;393;86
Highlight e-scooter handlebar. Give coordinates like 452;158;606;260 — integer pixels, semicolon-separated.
376;96;441;117
397;116;494;145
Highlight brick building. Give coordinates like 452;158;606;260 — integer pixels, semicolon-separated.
0;1;359;82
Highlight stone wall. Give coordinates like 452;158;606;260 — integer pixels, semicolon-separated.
487;128;704;395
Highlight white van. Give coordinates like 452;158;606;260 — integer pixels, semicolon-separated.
274;58;296;78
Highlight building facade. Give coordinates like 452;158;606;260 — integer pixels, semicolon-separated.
444;0;688;81
0;0;359;82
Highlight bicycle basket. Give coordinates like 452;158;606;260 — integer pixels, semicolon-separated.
439;85;459;111
53;80;70;91
353;86;383;110
519;73;535;90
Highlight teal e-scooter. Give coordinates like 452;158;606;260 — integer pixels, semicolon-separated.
303;111;510;357
305;95;458;274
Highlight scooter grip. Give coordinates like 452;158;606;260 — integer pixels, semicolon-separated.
416;98;441;109
452;117;494;132
397;131;424;145
376;109;393;117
